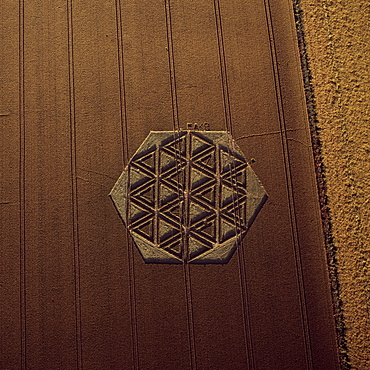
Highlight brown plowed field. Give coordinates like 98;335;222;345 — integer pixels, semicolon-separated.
3;0;365;368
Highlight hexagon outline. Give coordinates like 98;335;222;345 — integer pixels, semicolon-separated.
110;130;267;264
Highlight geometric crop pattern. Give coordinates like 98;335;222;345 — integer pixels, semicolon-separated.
110;131;267;264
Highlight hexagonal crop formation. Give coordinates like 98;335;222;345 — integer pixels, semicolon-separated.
110;130;267;264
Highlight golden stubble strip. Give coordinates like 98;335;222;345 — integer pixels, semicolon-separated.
300;1;370;368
